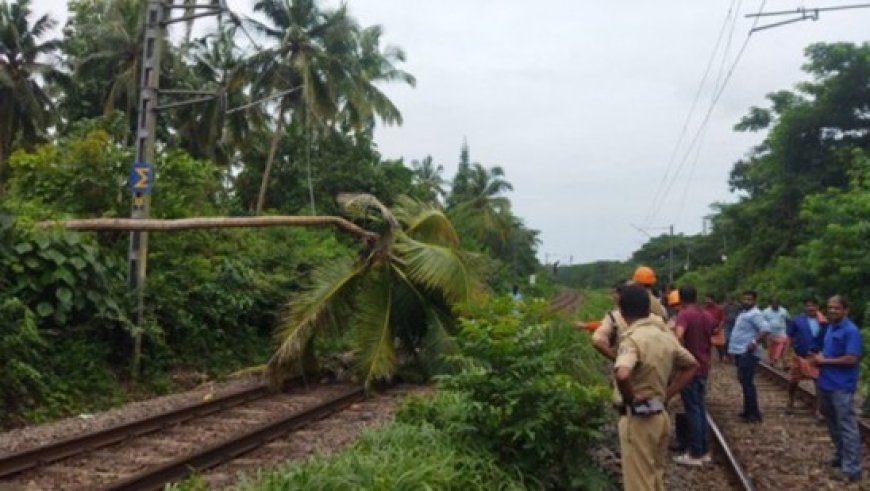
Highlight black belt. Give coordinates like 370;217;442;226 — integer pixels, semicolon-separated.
614;398;665;416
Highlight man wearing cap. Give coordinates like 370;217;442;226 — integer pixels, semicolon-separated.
614;284;698;491
632;266;668;320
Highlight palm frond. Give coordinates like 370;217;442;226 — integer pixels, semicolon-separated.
394;236;481;304
353;268;396;388
267;256;366;385
393;196;459;246
419;303;459;375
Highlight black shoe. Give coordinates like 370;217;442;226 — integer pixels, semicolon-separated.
830;458;842;468
740;414;763;423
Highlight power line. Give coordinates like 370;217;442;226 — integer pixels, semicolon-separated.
675;0;743;221
746;2;870;17
644;0;740;226
646;0;768;226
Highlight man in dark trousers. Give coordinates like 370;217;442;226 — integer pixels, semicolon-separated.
814;295;862;483
672;285;717;466
726;290;771;423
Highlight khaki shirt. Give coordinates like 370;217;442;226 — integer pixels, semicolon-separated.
592;310;665;348
614;317;697;402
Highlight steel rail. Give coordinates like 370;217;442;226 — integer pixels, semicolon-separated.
756;361;870;442
100;386;365;491
706;411;757;491
0;382;283;478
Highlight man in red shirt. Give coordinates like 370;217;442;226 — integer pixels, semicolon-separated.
673;285;717;466
704;294;726;361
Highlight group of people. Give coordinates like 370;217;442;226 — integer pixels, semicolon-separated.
584;265;863;490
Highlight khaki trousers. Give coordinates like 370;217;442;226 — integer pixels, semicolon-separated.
618;412;670;491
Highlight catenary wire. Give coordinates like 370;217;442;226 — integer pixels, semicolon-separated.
646;0;768;227
643;0;740;226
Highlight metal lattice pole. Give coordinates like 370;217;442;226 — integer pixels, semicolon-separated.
128;0;167;378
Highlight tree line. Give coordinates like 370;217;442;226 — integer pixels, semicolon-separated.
560;42;869;325
0;0;541;425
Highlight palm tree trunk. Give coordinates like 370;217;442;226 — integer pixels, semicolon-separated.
256;109;286;215
35;215;378;240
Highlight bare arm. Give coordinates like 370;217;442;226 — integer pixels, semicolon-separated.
593;339;616;361
813;354;859;366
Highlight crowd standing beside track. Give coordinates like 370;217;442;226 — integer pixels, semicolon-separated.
584;264;865;489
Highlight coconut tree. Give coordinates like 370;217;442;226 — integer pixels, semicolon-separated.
175;25;266;174
0;0;61;188
247;0;414;215
410;155;446;205
267;193;482;388
336;24;415;131
70;0;143;123
448;163;515;250
247;0;350;214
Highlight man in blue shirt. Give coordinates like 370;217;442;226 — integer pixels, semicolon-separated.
726;290;771;423
786;297;827;417
814;295;862;483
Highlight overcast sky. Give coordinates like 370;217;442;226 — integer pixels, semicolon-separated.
30;0;870;264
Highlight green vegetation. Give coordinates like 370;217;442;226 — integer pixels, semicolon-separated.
0;0;540;426
559;43;870;327
237;423;527;491
236;299;615;491
267;194;484;388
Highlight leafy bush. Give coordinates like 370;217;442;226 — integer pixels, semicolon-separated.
143;226;351;375
0;297;48;425
236;423;526;491
398;297;613;489
3;226;127;329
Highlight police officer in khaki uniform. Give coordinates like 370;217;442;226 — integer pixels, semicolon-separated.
614;284;698;491
592;282;667;361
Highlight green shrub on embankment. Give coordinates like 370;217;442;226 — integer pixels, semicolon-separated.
575;288;613;322
237;297;616;491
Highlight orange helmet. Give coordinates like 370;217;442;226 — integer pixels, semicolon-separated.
632;266;657;285
667;290;680;307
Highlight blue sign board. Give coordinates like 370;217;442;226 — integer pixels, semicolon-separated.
129;161;154;194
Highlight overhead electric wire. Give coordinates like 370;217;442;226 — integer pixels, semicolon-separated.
675;0;743;221
643;0;740;226
646;0;768;227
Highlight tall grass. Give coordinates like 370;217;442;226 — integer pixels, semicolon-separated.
236;422;526;491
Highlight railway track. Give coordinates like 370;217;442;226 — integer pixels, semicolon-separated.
0;380;363;490
704;359;868;490
549;290;581;313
